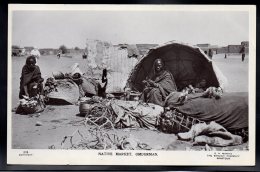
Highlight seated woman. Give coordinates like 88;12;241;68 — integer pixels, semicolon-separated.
19;55;44;99
141;58;177;106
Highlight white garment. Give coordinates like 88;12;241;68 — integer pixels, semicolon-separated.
70;63;83;76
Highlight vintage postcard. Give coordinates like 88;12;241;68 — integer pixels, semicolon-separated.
7;4;256;165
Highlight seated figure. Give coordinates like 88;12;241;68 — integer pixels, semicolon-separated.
140;58;177;106
19;55;44;99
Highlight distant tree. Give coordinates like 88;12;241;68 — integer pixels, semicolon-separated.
12;45;20;49
59;45;68;54
74;46;80;50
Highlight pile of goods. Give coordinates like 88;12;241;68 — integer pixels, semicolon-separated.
80;97;115;129
44;77;58;95
202;87;223;99
79;96;163;130
19;96;44;114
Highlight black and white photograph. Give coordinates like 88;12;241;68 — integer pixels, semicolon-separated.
7;5;256;165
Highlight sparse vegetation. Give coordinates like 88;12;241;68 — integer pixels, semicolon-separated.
74;47;80;50
59;45;68;54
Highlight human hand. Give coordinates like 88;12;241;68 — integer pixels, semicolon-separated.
177;92;187;103
23;94;29;100
38;78;44;83
147;80;158;87
142;80;149;86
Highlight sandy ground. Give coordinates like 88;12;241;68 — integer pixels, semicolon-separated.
11;53;249;150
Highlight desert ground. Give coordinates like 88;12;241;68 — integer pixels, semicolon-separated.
11;53;249;150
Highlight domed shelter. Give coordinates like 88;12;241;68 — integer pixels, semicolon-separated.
126;41;227;92
30;47;41;58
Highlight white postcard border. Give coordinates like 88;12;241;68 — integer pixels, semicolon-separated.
7;4;256;166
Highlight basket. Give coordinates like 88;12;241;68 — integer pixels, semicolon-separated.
21;101;43;114
19;97;45;114
158;109;205;134
21;104;37;114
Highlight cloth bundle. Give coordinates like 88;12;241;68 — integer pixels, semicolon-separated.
177;121;243;146
79;98;164;130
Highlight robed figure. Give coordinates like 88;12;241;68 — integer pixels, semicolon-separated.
141;58;177;106
19;56;44;99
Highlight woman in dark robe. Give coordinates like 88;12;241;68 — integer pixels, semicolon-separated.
141;58;177;106
19;55;44;99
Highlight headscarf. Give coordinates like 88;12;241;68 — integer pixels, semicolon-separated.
149;58;166;80
26;55;36;65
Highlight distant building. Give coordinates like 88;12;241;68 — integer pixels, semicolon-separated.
39;48;59;55
196;44;210;47
24;46;34;52
67;48;84;54
227;44;249;54
12;47;25;56
215;42;249;54
241;41;249;47
227;45;242;53
216;47;228;54
196;44;218;54
136;44;158;56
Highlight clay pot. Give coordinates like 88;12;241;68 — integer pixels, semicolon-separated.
79;102;92;114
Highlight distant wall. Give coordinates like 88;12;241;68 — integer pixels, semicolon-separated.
228;45;242;53
67;49;85;54
241;41;249;47
216;45;248;54
40;49;87;56
196;44;210;47
136;44;158;56
216;47;228;54
39;49;59;55
85;39;138;93
197;42;249;54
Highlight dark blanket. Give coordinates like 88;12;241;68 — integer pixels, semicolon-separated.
152;70;177;97
165;92;248;131
141;70;177;106
19;65;42;99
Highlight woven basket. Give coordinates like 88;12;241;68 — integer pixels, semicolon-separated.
21;104;37;114
21;100;44;114
158;109;205;134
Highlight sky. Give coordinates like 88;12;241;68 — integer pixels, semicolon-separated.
11;10;249;49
